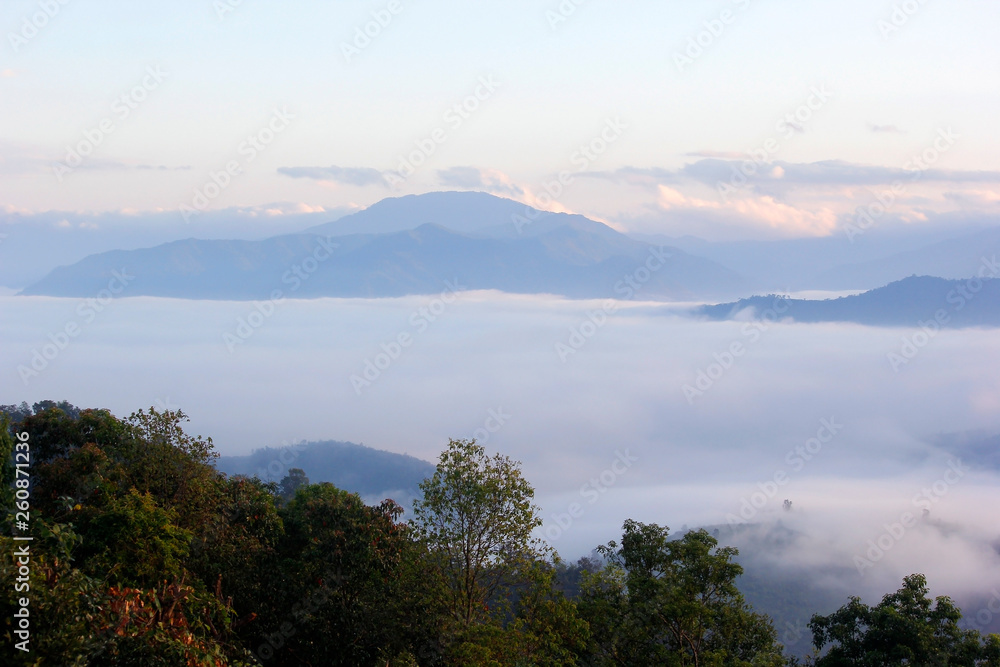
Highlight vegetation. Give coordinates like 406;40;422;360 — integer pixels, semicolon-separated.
1;402;998;665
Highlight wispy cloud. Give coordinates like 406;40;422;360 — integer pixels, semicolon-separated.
682;159;1000;187
436;166;524;197
277;165;389;187
585;160;1000;190
686;150;749;159
656;185;838;236
870;124;907;134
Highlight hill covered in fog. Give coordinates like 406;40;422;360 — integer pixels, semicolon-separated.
696;275;1000;327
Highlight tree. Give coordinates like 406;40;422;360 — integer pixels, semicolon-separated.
411;439;548;630
0;415;14;511
809;573;1000;666
265;482;413;666
579;520;785;666
2;404;255;665
278;467;309;501
0;401;33;426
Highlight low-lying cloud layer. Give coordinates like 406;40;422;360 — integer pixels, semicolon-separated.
2;293;998;617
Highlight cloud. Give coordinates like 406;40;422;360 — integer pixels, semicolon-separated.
870;124;907;134
576;166;679;187
1;294;998;612
942;189;1000;207
686;150;750;159
0;69;16;78
779;120;805;135
655;184;838;236
436;166;524;197
682;159;1000;188
277;165;389;187
586;160;1000;191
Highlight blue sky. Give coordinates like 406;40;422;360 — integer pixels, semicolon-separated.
2;0;999;239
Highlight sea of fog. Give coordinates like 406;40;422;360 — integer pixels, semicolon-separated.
2;292;999;616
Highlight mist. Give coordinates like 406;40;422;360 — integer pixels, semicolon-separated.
2;291;999;616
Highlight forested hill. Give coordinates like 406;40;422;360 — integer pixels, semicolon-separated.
215;439;435;500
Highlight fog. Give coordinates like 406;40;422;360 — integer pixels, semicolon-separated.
2;292;999;616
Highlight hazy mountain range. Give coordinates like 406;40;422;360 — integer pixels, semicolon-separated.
215;439;435;505
13;191;1000;310
19;192;743;301
695;275;1000;327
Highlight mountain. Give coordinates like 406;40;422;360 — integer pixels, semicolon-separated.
215;439;435;503
19;192;744;300
637;223;1000;293
695;275;1000;327
814;227;1000;289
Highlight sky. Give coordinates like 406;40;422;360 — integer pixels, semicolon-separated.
2;2;1000;618
2;0;1000;241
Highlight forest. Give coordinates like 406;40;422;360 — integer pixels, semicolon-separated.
2;402;999;666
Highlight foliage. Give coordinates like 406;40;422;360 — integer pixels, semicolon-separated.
413;438;548;630
278;467;309;502
579;520;786;666
3;400;996;666
808;573;1000;666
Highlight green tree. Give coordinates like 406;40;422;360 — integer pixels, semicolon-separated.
809;573;1000;666
579;520;785;666
256;482;414;666
278;466;309;501
0;415;15;511
4;404;255;665
412;438;548;630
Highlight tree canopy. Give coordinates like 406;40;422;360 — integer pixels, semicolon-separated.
1;402;997;665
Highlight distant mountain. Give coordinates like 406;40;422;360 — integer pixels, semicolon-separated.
637;223;1000;293
814;227;1000;289
695;275;1000;327
20;192;744;300
215;439;435;503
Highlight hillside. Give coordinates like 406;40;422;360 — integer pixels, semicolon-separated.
215;439;435;502
19;192;744;301
695;275;1000;327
